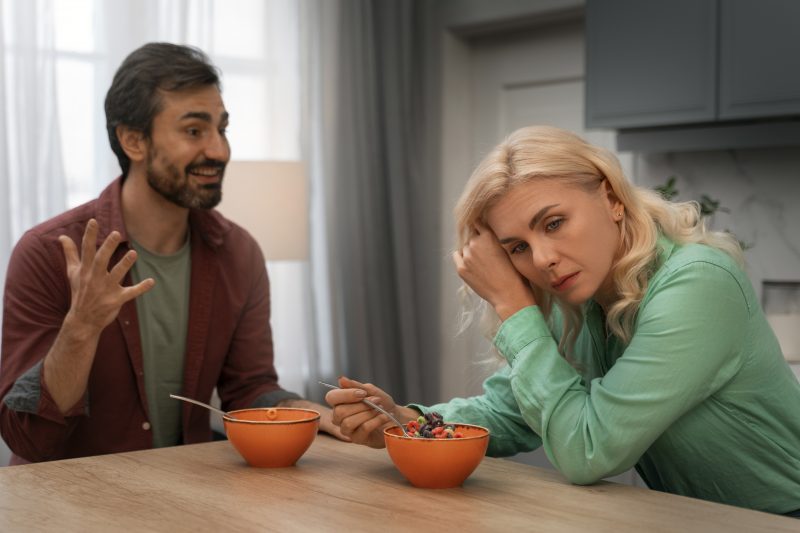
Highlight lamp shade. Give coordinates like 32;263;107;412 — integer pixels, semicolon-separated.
216;160;308;261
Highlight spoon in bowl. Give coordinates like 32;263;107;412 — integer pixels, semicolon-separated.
170;394;237;420
318;381;411;437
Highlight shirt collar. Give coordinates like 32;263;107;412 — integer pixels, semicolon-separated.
94;176;230;250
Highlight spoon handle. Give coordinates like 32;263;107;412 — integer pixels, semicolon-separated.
318;381;410;437
170;394;229;418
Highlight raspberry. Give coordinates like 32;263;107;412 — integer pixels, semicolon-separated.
402;412;465;438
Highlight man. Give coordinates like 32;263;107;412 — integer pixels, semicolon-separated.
0;42;343;464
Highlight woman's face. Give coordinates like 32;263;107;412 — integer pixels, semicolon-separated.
485;178;624;309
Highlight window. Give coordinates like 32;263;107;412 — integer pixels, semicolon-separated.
50;0;309;396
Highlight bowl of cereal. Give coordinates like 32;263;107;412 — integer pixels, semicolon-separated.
223;407;320;467
383;412;489;488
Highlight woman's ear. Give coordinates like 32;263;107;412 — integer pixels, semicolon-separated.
603;179;625;221
116;125;146;163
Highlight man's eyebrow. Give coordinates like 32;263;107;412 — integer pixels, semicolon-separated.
180;111;212;122
497;204;559;244
179;110;229;123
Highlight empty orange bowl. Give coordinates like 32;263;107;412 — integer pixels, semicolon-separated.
223;408;320;467
383;423;489;488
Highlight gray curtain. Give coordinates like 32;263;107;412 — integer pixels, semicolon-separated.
303;0;442;405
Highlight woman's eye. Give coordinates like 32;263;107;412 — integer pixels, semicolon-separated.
510;242;528;255
545;218;563;232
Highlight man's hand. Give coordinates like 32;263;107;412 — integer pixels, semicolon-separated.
59;218;154;334
43;219;155;414
278;398;350;442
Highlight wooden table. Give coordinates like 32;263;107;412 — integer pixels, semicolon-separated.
0;436;795;532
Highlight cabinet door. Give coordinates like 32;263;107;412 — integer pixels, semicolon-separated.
585;0;717;128
719;0;800;120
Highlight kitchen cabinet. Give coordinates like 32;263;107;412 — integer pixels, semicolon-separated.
719;0;800;120
586;0;800;129
585;0;716;129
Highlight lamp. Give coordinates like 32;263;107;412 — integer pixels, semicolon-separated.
216;160;308;261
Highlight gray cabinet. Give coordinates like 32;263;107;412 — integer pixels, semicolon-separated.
719;0;800;120
586;0;800;130
585;0;716;128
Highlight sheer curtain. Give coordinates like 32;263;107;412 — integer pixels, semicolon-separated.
0;0;67;466
0;0;66;290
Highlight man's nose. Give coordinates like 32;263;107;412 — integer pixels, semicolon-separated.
205;130;230;161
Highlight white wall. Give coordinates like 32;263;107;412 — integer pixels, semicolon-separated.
629;147;800;372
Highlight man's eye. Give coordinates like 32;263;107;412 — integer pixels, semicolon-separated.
187;128;201;137
510;242;528;255
545;218;563;232
218;127;228;136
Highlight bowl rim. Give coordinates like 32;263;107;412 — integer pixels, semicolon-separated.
223;407;321;425
383;422;490;441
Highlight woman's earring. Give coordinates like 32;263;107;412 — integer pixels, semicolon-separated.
615;209;624;221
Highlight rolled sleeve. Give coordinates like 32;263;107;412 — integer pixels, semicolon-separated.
4;361;89;424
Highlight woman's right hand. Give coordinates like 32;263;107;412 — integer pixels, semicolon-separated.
452;221;536;321
325;376;416;448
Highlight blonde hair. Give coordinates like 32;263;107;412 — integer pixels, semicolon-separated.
455;125;743;353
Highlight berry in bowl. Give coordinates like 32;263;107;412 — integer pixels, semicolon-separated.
383;412;490;488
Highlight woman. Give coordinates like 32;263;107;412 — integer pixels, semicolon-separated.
326;126;800;515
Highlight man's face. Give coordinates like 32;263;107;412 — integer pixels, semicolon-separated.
144;85;230;209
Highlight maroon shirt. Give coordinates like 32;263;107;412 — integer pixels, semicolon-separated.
0;178;297;463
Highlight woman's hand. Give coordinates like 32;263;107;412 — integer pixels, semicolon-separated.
325;376;417;449
452;221;536;321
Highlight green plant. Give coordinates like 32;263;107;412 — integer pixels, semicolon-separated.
655;176;751;250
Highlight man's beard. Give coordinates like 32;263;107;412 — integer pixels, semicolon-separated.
146;150;224;210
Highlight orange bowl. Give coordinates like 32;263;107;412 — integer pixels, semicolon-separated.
223;408;320;467
383;423;489;488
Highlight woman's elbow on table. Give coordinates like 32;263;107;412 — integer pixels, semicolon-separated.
548;447;635;486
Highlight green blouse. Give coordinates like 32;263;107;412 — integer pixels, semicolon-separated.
423;239;800;513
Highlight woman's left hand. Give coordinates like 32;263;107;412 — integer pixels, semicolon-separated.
452;222;536;320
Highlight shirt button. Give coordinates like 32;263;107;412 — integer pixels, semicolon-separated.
123;320;130;326
142;422;151;431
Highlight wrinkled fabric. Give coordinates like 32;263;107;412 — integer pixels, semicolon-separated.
0;177;299;463
421;239;800;514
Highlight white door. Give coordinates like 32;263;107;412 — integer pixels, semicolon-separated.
439;19;637;484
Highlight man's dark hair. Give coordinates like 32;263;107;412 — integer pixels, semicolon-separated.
104;42;221;177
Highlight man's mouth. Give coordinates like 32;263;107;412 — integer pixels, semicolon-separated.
187;161;225;178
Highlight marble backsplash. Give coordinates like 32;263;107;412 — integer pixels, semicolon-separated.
628;147;800;367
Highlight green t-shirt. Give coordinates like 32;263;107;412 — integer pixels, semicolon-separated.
130;237;191;448
417;239;800;513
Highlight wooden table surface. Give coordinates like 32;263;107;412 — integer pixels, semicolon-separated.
0;436;796;532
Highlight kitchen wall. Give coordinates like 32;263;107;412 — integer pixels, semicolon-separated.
628;147;800;378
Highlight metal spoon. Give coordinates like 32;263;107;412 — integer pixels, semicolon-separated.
170;394;235;420
318;381;410;437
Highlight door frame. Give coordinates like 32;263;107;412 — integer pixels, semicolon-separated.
437;7;587;401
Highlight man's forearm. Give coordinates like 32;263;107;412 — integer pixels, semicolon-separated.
42;313;103;414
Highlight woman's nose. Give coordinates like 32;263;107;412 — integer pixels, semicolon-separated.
531;243;559;271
